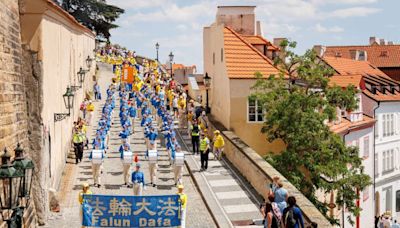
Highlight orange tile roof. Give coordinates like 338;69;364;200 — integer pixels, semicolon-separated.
323;57;388;78
172;64;196;71
329;115;375;134
223;27;282;79
324;57;400;102
329;75;364;88
242;35;279;51
324;45;400;68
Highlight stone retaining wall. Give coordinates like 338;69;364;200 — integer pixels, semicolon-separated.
208;119;333;227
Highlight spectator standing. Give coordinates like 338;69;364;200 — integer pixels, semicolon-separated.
93;82;101;101
213;130;225;160
191;121;200;155
269;177;288;214
261;202;279;228
199;132;210;171
283;196;304;228
86;101;95;125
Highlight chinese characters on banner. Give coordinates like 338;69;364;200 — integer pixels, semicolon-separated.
82;194;181;227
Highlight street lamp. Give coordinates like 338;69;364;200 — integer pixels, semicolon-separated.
203;73;211;114
77;67;86;87
169;51;174;78
86;55;93;69
12;143;34;207
54;87;75;122
155;43;160;61
0;148;24;227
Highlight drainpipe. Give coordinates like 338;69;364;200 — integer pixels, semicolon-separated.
343;129;350;228
373;101;380;216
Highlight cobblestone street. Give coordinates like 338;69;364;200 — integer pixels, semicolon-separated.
44;63;216;228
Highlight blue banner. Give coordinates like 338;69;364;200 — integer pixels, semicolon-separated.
82;194;182;227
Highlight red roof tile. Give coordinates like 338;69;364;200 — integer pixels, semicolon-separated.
329;115;375;134
223;27;282;79
323;57;388;78
324;45;400;68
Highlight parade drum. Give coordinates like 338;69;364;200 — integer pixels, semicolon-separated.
122;151;133;164
148;150;158;163
92;150;103;164
175;152;184;165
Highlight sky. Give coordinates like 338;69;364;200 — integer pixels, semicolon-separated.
108;0;400;73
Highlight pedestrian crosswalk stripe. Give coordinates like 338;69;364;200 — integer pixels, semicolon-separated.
209;179;238;187
223;204;259;214
216;191;248;200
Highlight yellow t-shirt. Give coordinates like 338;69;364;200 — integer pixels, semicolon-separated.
178;193;187;209
178;98;186;109
214;135;225;148
79;190;93;204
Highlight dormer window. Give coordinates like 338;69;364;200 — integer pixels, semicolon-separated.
371;85;377;94
335;52;342;57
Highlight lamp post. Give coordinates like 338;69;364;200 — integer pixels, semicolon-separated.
54;87;75;122
203;73;211;114
77;67;86;87
86;55;93;69
0;148;24;227
155;43;160;61
169;51;174;78
13;143;34;207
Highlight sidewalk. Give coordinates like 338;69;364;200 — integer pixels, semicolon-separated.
176;127;264;228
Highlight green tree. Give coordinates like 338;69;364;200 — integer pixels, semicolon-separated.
250;40;371;225
56;0;124;41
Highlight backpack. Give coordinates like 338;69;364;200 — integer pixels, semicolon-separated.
284;208;297;228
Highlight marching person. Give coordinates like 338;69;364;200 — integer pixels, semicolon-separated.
148;143;158;187
200;132;210;171
173;145;184;185
78;183;92;228
131;163;145;195
213;130;225;160
177;185;187;228
89;147;105;188
120;143;133;186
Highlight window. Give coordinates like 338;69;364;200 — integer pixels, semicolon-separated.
375;118;379;138
363;136;370;158
396;190;400;212
383;115;387;137
363;186;369;202
248;98;264;122
375;153;379;176
385;187;392;213
382;149;395;173
213;52;215;65
382;151;386;172
221;48;223;62
383;114;395;137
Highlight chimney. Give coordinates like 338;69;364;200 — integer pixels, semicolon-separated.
256;20;263;36
216;6;256;35
369;36;377;45
273;38;286;48
313;45;326;57
380;39;386;45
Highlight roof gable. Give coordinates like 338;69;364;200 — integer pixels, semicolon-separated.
223;27;281;79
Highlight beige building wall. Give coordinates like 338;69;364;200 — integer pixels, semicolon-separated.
229;79;285;156
204;23;231;128
41;12;95;188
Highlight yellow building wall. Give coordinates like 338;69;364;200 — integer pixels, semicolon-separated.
229;79;285;156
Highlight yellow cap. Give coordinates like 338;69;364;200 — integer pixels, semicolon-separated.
82;183;89;188
177;185;184;189
214;130;220;134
